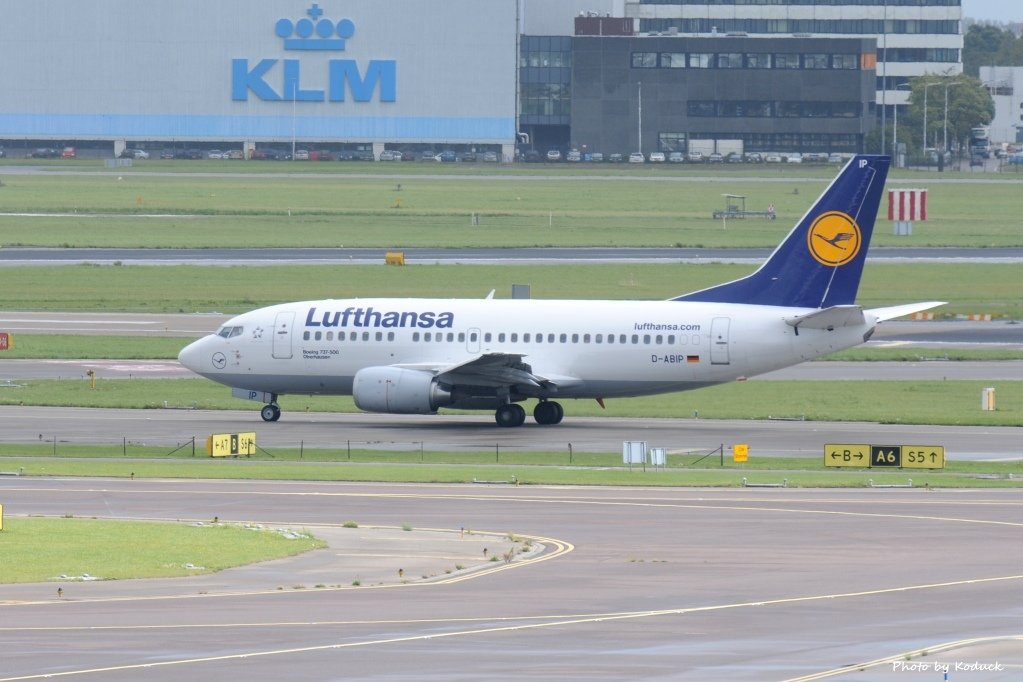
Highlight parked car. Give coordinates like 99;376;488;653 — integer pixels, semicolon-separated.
744;152;763;163
589;152;604;162
708;152;724;163
608;152;624;163
120;148;149;159
436;150;457;162
785;153;803;163
546;149;562;162
62;147;76;159
565;149;581;162
482;150;499;162
628;152;645;163
27;148;60;158
378;150;400;161
764;153;783;163
802;152;828;163
521;150;542;162
251;148;283;160
648;151;666;163
0;149;6;158
686;151;704;163
667;151;684;163
458;151;477;163
227;149;244;160
293;149;309;161
726;153;744;163
160;149;176;159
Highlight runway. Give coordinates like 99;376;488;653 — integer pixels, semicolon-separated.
0;479;1021;680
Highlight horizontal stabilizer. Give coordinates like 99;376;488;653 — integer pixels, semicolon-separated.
866;301;946;322
784;305;864;331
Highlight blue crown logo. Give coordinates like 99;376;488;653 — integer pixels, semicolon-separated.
276;3;355;51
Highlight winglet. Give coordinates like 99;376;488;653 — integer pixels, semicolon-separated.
673;155;890;308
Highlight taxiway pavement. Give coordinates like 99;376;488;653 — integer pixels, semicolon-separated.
0;479;1021;681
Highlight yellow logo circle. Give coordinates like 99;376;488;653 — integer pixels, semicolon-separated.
807;211;862;267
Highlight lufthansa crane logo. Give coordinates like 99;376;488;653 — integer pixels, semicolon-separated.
807;211;862;267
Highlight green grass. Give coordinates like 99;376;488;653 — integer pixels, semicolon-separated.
1;455;1019;489
0;517;325;583
0;262;1019;318
0;168;1021;247
1;335;191;358
823;347;1023;361
0;377;1018;426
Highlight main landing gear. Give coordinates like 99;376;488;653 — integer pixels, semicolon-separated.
260;403;282;422
494;400;564;427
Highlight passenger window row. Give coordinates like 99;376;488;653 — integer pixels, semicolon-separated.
299;329;699;346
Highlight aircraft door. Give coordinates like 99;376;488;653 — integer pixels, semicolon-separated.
710;317;730;365
466;327;481;354
272;311;295;359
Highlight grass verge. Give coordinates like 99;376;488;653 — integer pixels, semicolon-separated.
0;262;1019;318
1;166;1021;247
0;517;324;584
0;455;1019;489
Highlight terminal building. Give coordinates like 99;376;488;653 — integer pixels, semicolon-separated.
0;0;962;159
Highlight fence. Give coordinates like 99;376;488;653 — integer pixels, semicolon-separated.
0;434;731;469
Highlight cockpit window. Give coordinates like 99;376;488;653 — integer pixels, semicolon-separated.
217;326;244;338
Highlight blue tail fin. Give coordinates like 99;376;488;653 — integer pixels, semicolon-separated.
673;155;889;308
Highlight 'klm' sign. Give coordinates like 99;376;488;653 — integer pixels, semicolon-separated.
232;3;396;103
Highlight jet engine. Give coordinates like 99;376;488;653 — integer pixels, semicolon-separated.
352;367;453;414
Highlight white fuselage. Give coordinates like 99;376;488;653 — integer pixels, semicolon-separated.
178;297;877;402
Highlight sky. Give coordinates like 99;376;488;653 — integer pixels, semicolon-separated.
961;0;1023;23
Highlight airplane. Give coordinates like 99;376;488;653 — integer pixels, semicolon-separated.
178;154;943;427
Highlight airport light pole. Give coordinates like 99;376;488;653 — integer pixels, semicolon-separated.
922;81;941;153
637;80;642;155
893;83;910;166
880;0;887;154
943;81;963;155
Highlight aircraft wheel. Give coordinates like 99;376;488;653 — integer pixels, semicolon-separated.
495;403;526;427
533;401;563;425
261;404;281;422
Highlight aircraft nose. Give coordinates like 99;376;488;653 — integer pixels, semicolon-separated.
177;338;206;374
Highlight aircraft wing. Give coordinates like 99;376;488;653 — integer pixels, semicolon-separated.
394;353;582;392
866;301;946;322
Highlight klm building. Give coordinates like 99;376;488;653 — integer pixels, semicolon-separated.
0;0;519;159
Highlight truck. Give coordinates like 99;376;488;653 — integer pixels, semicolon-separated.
970;126;991;159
